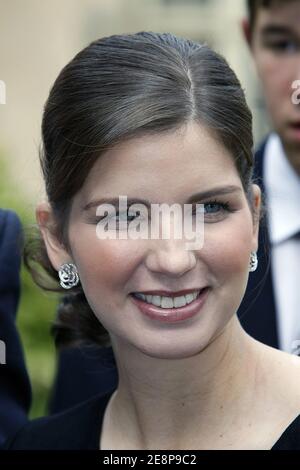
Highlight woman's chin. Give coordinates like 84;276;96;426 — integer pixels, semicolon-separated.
133;340;209;360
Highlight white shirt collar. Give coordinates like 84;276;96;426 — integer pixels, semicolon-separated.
264;133;300;245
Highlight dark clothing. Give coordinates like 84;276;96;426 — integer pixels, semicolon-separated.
237;139;279;347
3;389;300;450
0;209;31;447
48;346;117;413
3;391;113;450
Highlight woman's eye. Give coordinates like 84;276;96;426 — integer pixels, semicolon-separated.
90;202;232;228
90;210;140;226
194;201;231;216
113;211;139;223
205;202;226;214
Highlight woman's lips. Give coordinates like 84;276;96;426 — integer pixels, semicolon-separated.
130;287;210;323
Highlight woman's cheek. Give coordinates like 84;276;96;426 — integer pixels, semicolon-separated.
72;235;141;293
203;226;252;285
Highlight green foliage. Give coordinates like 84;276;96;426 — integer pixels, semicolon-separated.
0;152;59;419
18;265;59;418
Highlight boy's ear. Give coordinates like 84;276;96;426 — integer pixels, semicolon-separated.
241;18;253;50
36;201;71;272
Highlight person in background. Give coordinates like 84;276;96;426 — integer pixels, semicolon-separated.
239;0;300;353
0;209;31;448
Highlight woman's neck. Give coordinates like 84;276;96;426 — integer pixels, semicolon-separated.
103;317;263;449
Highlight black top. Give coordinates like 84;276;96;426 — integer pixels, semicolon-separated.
3;389;300;450
0;209;32;447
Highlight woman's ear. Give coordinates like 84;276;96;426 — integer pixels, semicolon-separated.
36;201;71;272
251;184;261;251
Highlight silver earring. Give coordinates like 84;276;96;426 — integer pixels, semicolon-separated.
249;251;258;272
58;263;79;289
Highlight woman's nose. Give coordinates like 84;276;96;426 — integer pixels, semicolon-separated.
144;236;197;278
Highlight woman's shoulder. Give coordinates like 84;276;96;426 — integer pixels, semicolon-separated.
3;389;114;450
261;344;300;404
241;339;300;449
260;344;300;449
263;345;300;395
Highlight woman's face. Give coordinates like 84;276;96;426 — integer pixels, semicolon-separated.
45;122;261;359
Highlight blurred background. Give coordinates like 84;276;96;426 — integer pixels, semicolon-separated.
0;0;271;419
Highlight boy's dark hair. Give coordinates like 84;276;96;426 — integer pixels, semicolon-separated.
247;0;296;31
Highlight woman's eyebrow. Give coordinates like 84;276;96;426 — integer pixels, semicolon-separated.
82;185;242;211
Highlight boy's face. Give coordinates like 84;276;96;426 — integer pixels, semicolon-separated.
244;1;300;170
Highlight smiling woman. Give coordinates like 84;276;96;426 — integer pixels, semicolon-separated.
24;31;259;349
6;31;300;450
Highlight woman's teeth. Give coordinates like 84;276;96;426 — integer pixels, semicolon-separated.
132;291;201;308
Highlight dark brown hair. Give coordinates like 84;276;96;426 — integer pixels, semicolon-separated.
247;0;298;32
25;31;261;349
